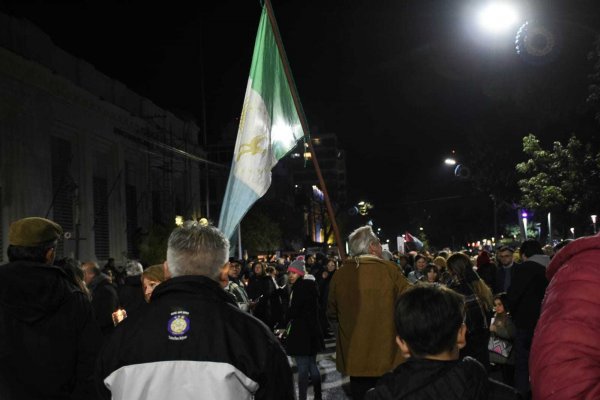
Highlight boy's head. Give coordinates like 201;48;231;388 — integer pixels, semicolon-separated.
394;284;466;360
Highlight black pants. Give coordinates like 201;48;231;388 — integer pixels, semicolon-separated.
514;328;533;399
350;376;379;400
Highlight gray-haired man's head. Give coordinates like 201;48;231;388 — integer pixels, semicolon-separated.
166;221;229;279
348;225;382;258
125;260;143;277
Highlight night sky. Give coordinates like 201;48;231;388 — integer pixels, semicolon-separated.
4;0;600;247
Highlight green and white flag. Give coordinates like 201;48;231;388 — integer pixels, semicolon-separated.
218;6;304;240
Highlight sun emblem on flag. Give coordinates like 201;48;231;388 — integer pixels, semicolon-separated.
237;134;267;161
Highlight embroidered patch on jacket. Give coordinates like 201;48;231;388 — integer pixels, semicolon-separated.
167;311;190;341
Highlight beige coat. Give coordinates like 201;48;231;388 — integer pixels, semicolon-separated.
327;255;410;376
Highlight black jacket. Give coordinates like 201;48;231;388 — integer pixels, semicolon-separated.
285;278;324;356
506;257;549;330
117;275;146;315
0;261;101;400
365;357;521;400
88;273;119;336
97;275;294;400
247;275;276;329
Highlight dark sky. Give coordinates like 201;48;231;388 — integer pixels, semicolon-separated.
4;0;600;247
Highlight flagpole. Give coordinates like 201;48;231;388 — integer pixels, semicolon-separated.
263;0;346;259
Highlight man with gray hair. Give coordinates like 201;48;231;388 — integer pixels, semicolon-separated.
328;225;411;400
97;221;294;400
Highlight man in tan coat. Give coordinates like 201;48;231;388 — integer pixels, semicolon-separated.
327;225;411;400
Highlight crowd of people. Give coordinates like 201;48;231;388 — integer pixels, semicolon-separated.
0;217;598;399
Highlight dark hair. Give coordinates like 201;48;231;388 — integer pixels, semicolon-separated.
424;263;438;274
7;240;57;263
519;239;543;258
447;253;494;310
252;261;266;276
493;292;509;313
497;246;514;253
414;254;426;262
265;265;276;275
394;284;465;357
54;257;90;299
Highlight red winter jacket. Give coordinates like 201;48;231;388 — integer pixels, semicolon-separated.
530;234;600;400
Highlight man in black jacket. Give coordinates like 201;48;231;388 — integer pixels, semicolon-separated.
97;221;294;400
507;239;549;399
0;217;101;400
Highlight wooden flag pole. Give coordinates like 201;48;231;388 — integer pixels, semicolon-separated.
263;0;346;258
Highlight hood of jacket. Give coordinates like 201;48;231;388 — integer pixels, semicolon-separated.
373;357;490;399
526;254;550;268
546;233;600;281
0;260;79;323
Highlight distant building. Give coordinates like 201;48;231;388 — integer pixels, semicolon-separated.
0;12;217;264
290;133;347;245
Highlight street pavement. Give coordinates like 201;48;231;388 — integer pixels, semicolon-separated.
290;336;351;399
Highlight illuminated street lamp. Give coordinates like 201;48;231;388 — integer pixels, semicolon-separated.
476;2;520;35
592;215;597;234
521;210;528;239
570;227;575;239
444;158;457;166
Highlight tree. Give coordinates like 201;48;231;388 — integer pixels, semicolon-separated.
138;224;170;265
516;133;600;232
240;205;283;257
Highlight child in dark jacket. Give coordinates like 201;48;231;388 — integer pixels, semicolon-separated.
365;284;521;400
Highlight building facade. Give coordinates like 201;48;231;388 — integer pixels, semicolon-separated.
0;13;212;264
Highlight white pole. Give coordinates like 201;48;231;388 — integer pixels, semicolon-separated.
237;226;242;260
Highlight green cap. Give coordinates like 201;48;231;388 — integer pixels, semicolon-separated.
9;217;63;247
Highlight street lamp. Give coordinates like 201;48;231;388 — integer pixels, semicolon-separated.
591;215;597;234
476;2;521;35
570;227;575;239
521;211;528;239
444;157;457;166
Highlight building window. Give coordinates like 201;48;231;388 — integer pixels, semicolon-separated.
51;137;74;258
93;176;110;259
125;184;138;258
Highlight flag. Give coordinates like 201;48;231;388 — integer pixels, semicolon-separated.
404;231;424;251
397;236;405;254
218;6;305;240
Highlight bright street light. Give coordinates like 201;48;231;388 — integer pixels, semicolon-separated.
521;211;528;239
444;158;457;166
476;2;520;35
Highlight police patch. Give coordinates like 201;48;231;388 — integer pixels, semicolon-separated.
167;311;190;341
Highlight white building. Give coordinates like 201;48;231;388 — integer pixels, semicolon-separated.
0;12;215;264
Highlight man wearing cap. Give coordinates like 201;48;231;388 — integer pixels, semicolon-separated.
327;225;411;400
0;217;101;400
97;221;294;400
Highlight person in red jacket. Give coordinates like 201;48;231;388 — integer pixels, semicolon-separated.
530;234;600;399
